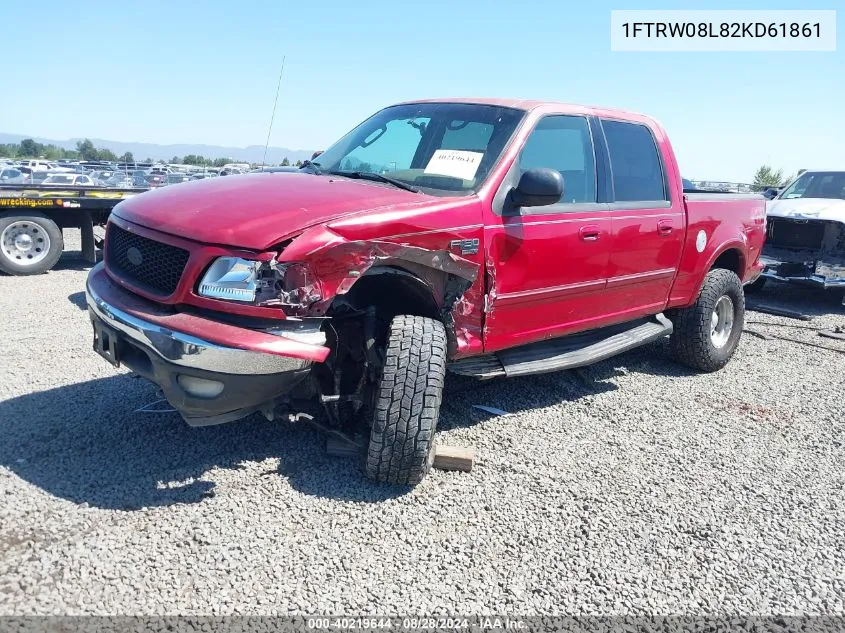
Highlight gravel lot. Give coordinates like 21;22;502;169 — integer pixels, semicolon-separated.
1;230;844;617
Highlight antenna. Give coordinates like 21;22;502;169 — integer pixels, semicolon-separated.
261;55;286;169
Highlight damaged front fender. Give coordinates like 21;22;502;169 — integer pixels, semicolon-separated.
277;228;483;355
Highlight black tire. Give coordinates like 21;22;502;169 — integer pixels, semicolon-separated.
366;315;447;485
0;212;64;275
669;268;745;373
744;276;766;294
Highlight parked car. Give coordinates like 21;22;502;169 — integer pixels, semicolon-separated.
0;167;26;184
751;170;845;300
145;174;167;188
85;98;766;485
18;167;49;184
91;170;118;185
165;173;192;185
17;160;52;172
41;173;97;187
105;174;146;188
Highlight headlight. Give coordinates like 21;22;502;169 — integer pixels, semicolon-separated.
198;257;322;312
198;257;262;302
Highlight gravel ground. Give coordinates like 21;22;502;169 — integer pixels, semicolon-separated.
1;230;844;617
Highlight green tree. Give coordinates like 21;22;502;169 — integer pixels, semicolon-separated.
41;145;61;160
76;139;98;161
213;157;229;167
182;154;208;166
295;160;302;167
753;165;785;188
19;139;41;157
98;148;118;161
170;155;181;164
281;157;290;166
119;152;134;163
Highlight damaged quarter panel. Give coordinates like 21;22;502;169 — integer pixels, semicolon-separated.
277;197;486;358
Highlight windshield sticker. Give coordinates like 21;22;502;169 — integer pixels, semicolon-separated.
424;150;484;181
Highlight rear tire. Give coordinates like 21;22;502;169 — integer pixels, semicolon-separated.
0;213;63;275
670;268;745;373
365;315;447;485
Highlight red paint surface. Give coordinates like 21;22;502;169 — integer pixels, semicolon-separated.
101;100;766;362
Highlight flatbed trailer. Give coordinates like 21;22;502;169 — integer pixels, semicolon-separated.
0;184;146;275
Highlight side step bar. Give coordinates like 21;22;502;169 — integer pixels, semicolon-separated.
448;314;673;379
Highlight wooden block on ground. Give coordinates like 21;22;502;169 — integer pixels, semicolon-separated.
433;445;475;472
326;437;475;473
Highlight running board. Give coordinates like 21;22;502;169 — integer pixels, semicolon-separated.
448;314;673;379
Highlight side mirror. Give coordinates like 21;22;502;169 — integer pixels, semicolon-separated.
762;187;777;200
311;150;323;160
509;168;563;208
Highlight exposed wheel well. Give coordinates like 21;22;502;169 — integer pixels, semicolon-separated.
711;248;745;278
331;266;441;322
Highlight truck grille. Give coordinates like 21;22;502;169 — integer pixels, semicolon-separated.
106;224;189;295
767;217;825;250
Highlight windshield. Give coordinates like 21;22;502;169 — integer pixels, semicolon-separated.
309;102;525;195
780;171;845;200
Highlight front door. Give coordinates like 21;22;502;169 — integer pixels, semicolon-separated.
483;114;613;353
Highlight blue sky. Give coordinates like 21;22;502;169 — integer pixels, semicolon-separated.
2;0;840;181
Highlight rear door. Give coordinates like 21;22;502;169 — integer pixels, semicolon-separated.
599;118;685;319
483;114;614;352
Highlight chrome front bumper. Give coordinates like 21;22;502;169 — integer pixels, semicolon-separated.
85;264;326;425
86;283;311;376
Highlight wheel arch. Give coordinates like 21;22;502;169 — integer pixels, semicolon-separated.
687;241;747;302
328;264;442;322
709;246;746;278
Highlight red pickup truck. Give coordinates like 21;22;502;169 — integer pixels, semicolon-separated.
86;98;766;485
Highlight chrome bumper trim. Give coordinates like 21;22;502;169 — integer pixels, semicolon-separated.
86;280;311;376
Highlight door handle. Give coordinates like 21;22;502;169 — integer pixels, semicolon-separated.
657;220;674;235
579;225;600;241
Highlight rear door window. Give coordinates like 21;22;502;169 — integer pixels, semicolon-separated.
601;119;668;203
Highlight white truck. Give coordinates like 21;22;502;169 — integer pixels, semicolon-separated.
753;170;845;303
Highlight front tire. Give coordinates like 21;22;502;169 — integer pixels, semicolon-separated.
670;268;745;373
0;213;64;275
366;315;447;485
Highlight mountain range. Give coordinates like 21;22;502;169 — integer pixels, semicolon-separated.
0;132;316;165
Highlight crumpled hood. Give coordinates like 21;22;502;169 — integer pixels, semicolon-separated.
766;197;845;223
112;172;432;250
